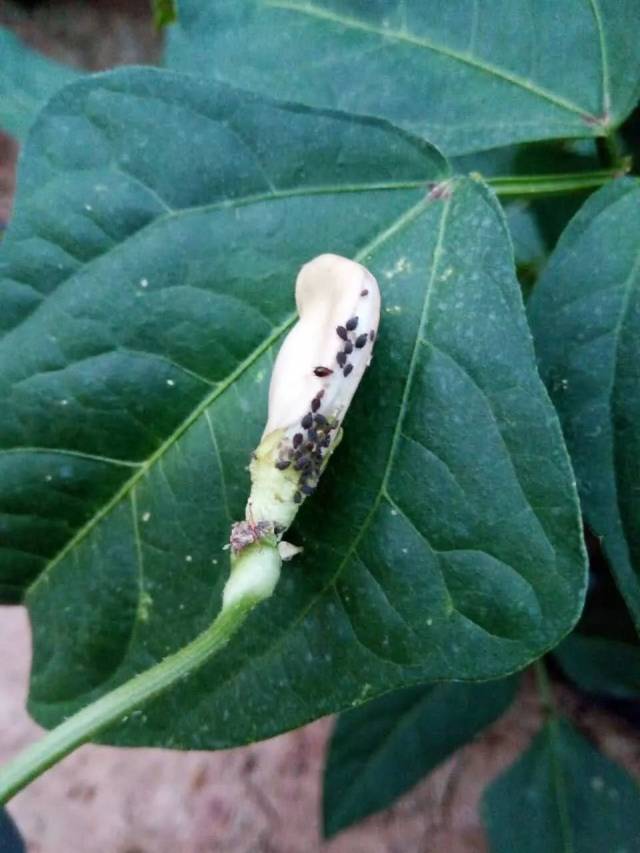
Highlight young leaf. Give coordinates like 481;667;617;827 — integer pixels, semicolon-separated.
166;0;640;156
554;634;640;700
482;718;640;852
0;69;585;748
323;677;518;837
528;179;640;631
0;27;80;141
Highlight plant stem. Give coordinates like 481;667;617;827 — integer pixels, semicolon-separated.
596;132;624;170
533;658;556;719
0;597;257;804
487;166;627;198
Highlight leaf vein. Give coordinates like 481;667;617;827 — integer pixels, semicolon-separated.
266;0;596;120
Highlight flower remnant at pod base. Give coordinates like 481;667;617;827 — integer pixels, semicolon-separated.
222;254;381;610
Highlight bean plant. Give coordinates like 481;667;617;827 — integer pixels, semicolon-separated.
0;1;639;849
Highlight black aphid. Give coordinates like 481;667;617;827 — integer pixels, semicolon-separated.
294;456;310;470
275;459;291;470
301;483;315;495
314;366;333;377
343;364;353;377
311;397;321;412
314;413;327;426
369;330;375;341
344;341;353;354
361;289;369;296
346;316;359;331
336;326;348;340
336;351;347;368
355;333;368;348
293;491;302;504
293;433;303;448
307;428;318;441
301;412;313;429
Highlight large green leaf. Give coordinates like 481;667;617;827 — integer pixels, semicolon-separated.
323;677;517;837
166;0;640;156
528;179;640;630
0;27;80;141
482;718;640;852
0;68;585;747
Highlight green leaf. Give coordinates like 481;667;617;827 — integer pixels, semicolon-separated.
0;27;80;141
482;718;640;852
323;677;518;837
554;633;640;700
166;0;640;156
528;179;640;631
455;141;601;297
0;807;24;853
0;68;586;747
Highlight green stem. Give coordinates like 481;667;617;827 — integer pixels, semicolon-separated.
533;658;556;719
596;132;624;170
487;166;626;198
0;597;257;804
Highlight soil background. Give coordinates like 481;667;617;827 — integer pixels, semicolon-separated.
1;3;640;851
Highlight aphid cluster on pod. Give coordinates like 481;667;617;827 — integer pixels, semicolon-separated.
274;405;338;504
273;298;377;506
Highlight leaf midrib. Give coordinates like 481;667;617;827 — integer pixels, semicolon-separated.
0;447;141;468
546;721;576;853
24;187;432;599
266;0;599;122
587;0;610;117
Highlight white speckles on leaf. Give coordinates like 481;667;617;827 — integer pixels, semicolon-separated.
138;591;153;622
383;256;411;279
440;266;454;282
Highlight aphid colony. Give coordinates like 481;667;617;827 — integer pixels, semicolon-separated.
225;253;380;579
273;308;376;505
